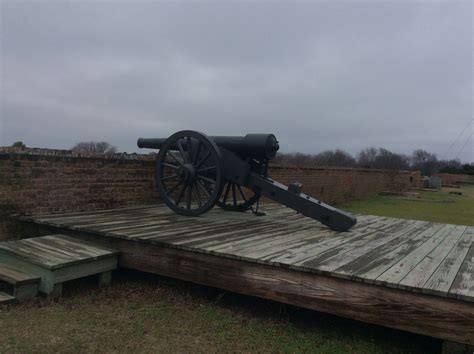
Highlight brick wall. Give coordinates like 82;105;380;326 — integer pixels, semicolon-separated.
433;173;474;185
269;166;419;204
0;148;158;240
0;147;420;240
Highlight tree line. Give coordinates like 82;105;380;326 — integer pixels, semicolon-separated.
11;141;472;176
273;147;472;176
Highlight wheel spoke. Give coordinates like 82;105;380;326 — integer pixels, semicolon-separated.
237;185;248;202
186;136;193;163
177;140;187;163
231;183;237;206
198;175;217;185
186;185;192;210
175;185;186;205
197;165;216;173
168;151;184;167
196;151;211;168
193;184;202;208
193;142;201;164
161;174;178;182
166;181;182;195
162;162;179;169
222;182;231;204
197;180;211;198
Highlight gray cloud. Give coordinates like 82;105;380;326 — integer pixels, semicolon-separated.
1;1;472;161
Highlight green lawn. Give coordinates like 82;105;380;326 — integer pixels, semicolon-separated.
340;185;474;226
0;271;439;353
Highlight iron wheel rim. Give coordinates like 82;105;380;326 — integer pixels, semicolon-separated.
155;130;224;216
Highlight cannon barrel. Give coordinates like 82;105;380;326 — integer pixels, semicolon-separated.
138;134;280;161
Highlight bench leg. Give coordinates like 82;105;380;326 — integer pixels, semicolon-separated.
98;271;112;287
442;341;474;354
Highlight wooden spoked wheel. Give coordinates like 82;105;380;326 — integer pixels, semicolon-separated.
216;182;261;212
155;130;224;216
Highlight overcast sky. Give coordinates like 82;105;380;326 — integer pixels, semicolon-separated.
1;1;472;161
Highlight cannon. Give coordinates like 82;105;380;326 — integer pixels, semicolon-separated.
137;130;356;231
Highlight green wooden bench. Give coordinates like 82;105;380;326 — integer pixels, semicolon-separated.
0;234;119;298
0;263;41;300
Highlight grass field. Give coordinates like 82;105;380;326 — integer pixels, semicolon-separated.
3;186;473;353
340;185;474;226
0;271;439;353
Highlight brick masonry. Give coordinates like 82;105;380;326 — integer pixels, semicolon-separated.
0;147;420;240
270;166;420;205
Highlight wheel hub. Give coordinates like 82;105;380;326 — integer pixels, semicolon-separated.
177;163;196;184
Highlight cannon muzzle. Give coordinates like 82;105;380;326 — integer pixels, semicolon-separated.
137;138;167;149
138;133;279;161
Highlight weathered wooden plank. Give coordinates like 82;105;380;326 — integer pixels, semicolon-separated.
303;217;424;271
7;235;101;264
340;221;438;282
267;217;404;266
224;225;326;259
304;220;437;274
251;216;383;264
449;228;474;301
32;209;151;227
31;205;159;222
57;211;173;229
0;291;15;304
399;225;468;291
0;263;40;285
190;218;318;254
0;234;119;269
0;241;61;268
209;215;381;257
375;224;456;285
424;227;472;297
133;218;278;244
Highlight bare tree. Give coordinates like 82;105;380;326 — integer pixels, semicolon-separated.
410;149;438;176
275;146;452;173
357;147;378;168
274;152;313;166
373;148;410;170
71;141;118;154
313;149;356;167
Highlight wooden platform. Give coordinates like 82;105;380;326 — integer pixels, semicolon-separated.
20;204;474;345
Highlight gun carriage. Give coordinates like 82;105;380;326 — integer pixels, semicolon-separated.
137;130;356;231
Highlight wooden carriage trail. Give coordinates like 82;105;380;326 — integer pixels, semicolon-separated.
16;204;474;346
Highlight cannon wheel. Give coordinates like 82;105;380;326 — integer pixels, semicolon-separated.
216;182;261;212
155;130;224;216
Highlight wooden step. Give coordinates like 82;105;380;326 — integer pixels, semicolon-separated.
0;234;119;297
0;263;41;285
0;291;15;304
0;234;119;269
0;263;41;300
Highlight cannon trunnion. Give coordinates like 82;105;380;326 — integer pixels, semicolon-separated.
137;130;356;231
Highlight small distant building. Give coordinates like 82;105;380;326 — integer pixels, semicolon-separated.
429;176;442;189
